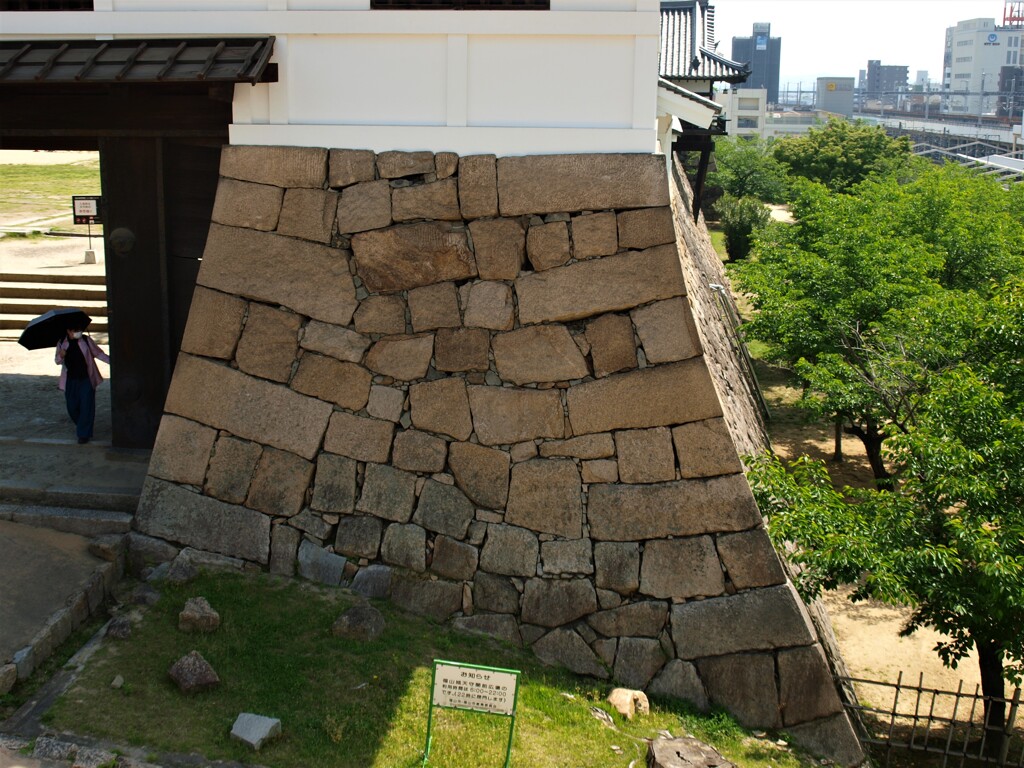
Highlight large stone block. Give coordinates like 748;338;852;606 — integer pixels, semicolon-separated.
431;535;479;581
593;544;640;598
365;334;434;382
671;419;743;479
435;152;459;180
452;614;521;646
354;295;407;336
539;434;615;460
297;540;347;586
473;572;520;614
647;659;709;711
136;478;270;564
467;386;564;446
270;524;300;576
393;429;448;474
632;297;702;365
337;179;392;234
246;447;315;518
329;148;376;188
211;178;282;232
324;411;394;463
356;463;417;522
463;281;515;331
588;475;761;541
377;150;434;179
533;629;608;679
468;218;524;280
615;428;676;484
435;328;490;373
165;355;332;460
541;538;593;575
352;222;477;293
413;480;475;539
585;313;637;378
149;415;215;486
408;281;461;332
180;287;247;360
571;212;618;259
612;637;666;690
639;537;725;600
479;524;538;578
204;435;262;504
527;221;570;272
278;187;338;244
777;644;844;726
300;321;370;364
409;378;474;441
290;509;333;540
392;179;461;222
448;442;510;509
521;578;597;627
458;154;498;220
392;574;464;621
334;514;383;559
497;154;669;216
617;206;675;250
716;530;786;590
367;384;406;422
586;600;668;638
696;653;781;729
235;303;303;383
291;354;372;411
199;224;357;326
492;325;589;385
516;245;685;325
785;713;866;768
311;453;358;514
506;459;582;539
567;360;722;436
220;145;327;188
381;523;427;572
671;584;816;660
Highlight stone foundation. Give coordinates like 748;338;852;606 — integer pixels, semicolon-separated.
135;146;863;765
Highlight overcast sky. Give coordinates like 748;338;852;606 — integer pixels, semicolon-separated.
712;0;1003;88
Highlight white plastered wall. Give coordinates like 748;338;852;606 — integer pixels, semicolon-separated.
2;0;661;154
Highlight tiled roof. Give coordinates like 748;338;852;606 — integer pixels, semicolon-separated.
660;1;750;84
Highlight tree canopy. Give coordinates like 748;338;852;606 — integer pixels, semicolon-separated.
772;118;916;192
707;135;790;203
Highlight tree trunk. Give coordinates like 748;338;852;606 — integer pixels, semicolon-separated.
832;418;843;463
977;640;1007;754
844;421;893;490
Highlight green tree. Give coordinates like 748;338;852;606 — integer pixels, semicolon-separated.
707;135;790;203
773;118;916;192
748;279;1024;739
716;194;770;261
732;165;1024;483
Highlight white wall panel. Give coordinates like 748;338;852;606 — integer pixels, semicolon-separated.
466;35;634;128
285;35;448;125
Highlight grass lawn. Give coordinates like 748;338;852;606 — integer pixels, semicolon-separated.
706;224;728;261
44;573;818;768
0;161;101;230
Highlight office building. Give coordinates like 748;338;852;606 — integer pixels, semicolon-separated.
731;23;781;104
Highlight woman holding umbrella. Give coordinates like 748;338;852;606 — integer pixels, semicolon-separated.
54;316;109;444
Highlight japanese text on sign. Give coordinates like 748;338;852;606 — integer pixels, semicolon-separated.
432;663;518;716
72;196;102;225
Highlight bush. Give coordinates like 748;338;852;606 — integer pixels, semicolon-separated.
717;194;770;261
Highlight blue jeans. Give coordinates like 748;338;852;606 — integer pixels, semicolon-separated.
65;377;96;441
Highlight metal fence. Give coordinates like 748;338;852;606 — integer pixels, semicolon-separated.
838;673;1023;768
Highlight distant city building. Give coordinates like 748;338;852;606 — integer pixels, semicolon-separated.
943;14;1023;115
859;60;909;108
817;77;855;117
717;87;824;139
731;23;781;104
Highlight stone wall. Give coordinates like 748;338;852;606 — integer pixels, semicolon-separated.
135;146;862;765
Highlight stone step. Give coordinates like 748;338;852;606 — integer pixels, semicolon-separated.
0;313;109;332
1;276;107;288
1;283;107;301
0;504;133;536
0;298;109;316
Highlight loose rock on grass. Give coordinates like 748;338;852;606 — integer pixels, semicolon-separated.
231;712;283;750
178;596;221;633
331;602;386;642
168;650;220;694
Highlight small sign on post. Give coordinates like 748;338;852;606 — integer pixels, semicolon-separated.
72;195;103;258
423;660;520;767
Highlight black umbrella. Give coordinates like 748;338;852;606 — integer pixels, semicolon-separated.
18;308;92;350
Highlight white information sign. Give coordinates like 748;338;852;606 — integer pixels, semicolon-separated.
432;662;518;716
73;198;98;217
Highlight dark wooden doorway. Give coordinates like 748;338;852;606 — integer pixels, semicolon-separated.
1;83;230;448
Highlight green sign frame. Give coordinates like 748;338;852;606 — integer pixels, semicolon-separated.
423;659;521;767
